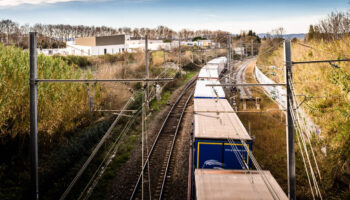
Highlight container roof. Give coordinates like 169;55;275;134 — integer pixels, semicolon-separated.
194;111;251;140
194;80;225;99
195;169;288;200
194;99;232;112
198;68;219;79
207;56;227;64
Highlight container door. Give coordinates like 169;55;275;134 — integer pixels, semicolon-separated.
223;143;249;169
196;142;223;169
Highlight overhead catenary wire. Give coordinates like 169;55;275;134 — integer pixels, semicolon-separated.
288;73;323;199
289;102;316;200
289;74;322;181
78;108;142;200
59;93;136;200
212;96;281;200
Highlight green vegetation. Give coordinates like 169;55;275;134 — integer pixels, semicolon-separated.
192;36;207;41
0;44;107;199
0;44;99;141
53;55;92;68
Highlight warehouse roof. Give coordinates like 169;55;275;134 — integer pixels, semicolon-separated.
195;169;288;200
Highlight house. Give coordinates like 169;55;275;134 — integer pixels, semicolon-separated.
66;35;131;56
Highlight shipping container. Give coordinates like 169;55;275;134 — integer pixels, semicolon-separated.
194;169;288;200
194;80;225;99
198;68;219;80
207;56;227;74
193;99;252;169
193;139;252;169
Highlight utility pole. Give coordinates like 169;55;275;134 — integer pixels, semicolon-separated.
284;40;296;200
240;39;243;60
163;50;166;70
178;38;181;74
251;39;254;56
145;35;149;109
30;32;39;200
227;35;231;79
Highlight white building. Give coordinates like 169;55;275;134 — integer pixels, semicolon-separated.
127;39;175;51
182;40;212;47
66;35;131;56
234;47;245;55
38;35;214;56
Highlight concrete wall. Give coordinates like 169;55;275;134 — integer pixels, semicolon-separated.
75;37;96;46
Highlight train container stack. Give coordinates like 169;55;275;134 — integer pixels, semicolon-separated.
190;57;287;199
193;98;252;169
194;170;288;200
193;80;225;99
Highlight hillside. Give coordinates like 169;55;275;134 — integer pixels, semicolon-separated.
256;37;350;199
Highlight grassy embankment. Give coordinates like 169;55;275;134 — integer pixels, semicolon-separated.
255;38;350;199
236;60;288;194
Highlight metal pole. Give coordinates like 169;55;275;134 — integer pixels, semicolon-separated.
30;32;39;200
240;39;243;60
163;50;166;70
251;39;254;56
145;35;149;110
227;35;231;76
145;35;149;79
178;38;181;74
284;40;296;200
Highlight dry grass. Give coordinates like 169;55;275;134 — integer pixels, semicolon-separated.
237;60;288;192
256;37;350;198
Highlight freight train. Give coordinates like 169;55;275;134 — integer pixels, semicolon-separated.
190;57;288;200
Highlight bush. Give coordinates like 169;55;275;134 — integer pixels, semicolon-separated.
0;44;98;141
53;55;91;68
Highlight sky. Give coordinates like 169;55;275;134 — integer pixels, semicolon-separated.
0;0;348;34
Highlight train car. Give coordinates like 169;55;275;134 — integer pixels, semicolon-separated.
194;80;225;99
198;68;219;80
194;169;288;200
206;56;227;74
193;98;253;169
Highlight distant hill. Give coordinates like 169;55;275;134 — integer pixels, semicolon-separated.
258;33;306;40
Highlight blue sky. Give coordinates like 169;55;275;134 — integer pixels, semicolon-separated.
0;0;348;33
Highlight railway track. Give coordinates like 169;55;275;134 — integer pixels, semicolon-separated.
234;60;253;99
130;78;196;200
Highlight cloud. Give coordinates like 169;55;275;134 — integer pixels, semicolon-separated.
0;0;152;7
0;0;85;7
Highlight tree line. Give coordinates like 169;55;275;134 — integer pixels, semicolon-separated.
307;11;350;40
0;19;231;49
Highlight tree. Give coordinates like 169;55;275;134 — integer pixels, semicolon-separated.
307;25;315;40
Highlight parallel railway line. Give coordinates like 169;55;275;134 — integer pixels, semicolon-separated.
130;78;196;200
234;60;253;99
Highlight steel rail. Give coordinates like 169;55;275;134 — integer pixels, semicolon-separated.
35;78;173;83
158;90;194;200
292;59;350;64
130;78;197;200
206;83;286;87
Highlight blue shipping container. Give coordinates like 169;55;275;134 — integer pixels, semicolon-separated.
193;139;252;169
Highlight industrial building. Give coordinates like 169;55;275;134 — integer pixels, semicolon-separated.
38;34;214;56
66;35;130;56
